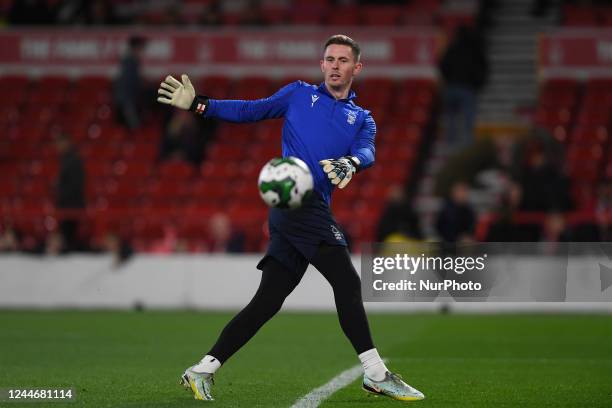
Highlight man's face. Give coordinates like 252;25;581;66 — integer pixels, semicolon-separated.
320;44;362;89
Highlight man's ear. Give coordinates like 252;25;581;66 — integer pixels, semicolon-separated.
320;59;325;73
353;61;363;76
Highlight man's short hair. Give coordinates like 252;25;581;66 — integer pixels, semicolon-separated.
324;34;360;62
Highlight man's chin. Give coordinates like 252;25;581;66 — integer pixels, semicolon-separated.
326;79;345;89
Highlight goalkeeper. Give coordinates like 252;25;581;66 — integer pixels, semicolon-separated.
157;34;424;402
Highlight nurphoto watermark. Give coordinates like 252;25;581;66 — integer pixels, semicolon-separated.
361;242;612;302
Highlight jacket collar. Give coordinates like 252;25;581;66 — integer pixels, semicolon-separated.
318;82;357;102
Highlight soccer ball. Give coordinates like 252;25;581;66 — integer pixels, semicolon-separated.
258;157;314;209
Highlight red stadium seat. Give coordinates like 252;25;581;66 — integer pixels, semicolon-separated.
360;5;401;25
576;109;610;127
207;144;248;161
290;12;323;25
568;160;601;183
121;142;158;161
563;5;598;26
85;161;112;179
20;180;52;200
21;105;57;125
255;121;282;143
159;161;195;180
199;76;233;99
600;8;612;26
0;75;30;91
325;5;359;25
231;77;274;100
146;180;191;205
216;123;255;144
377;145;415;162
571;126;609;144
232;180;261;201
201;161;240;179
192;181;229;203
75;76;111;90
567;143;605;162
260;4;288;25
24;159;59;180
112;161;152;180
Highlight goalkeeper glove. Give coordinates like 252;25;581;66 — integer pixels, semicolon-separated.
157;74;196;110
319;156;360;189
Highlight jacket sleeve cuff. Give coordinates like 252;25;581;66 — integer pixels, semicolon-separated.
189;95;210;115
347;156;361;172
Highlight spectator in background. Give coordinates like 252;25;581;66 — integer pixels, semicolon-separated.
199;1;222;26
435;181;476;243
438;25;489;149
55;0;118;25
485;181;526;241
103;232;133;267
434;137;499;197
85;0;118;24
159;110;208;166
595;180;612;241
376;185;423;242
55;133;85;252
240;0;266;25
532;0;552;17
8;0;55;25
540;212;571;242
513;138;573;212
0;224;20;252
113;35;147;130
208;213;244;253
45;231;65;255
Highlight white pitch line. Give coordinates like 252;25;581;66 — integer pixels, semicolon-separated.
291;359;388;408
290;364;364;408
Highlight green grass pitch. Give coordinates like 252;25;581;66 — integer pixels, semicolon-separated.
1;311;611;407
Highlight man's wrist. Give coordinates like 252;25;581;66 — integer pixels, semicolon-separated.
189;95;210;114
346;156;361;172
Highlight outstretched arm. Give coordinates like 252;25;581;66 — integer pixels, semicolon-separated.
198;81;298;123
157;75;299;123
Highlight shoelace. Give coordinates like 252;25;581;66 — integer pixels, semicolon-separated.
389;372;409;387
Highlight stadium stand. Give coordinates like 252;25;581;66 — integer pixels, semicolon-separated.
0;72;438;252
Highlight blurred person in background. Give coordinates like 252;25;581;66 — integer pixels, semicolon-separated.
595;180;612;241
159;110;208;166
513;138;573;212
0;223;20;252
103;232;133;268
434;137;499;197
198;1;222;26
239;0;266;25
113;35;147;130
376;185;423;242
539;211;571;243
207;213;245;253
54;0;119;25
45;231;65;256
55;133;85;252
438;25;489;149
435;181;476;243
485;181;526;241
532;0;552;17
8;0;55;25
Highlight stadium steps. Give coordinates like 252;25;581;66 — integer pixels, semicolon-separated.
477;0;560;124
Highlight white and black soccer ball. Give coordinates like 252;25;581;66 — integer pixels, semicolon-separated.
258;157;314;209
